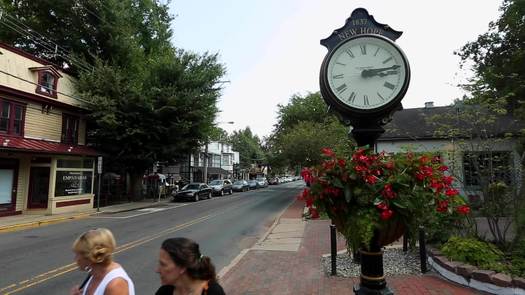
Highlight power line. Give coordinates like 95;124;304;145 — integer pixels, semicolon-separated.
0;12;94;72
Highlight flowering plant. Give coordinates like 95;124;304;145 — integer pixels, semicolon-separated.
300;147;470;251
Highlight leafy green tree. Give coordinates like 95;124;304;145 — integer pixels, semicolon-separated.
267;92;351;172
229;127;265;170
456;0;525;118
0;0;226;198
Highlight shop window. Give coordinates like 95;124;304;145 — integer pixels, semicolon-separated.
55;157;95;197
0;100;25;136
463;151;514;187
61;114;79;144
35;71;59;98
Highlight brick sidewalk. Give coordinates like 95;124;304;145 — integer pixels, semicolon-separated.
220;200;481;295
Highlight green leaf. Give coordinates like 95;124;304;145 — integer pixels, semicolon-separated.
333;178;344;188
392;200;407;209
344;186;352;203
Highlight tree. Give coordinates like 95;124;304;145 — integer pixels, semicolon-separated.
0;0;226;197
456;0;525;118
229;127;265;170
267;92;351;172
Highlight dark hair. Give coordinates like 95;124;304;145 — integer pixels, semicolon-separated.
161;237;217;283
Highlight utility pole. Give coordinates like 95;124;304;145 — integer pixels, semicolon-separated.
203;143;208;184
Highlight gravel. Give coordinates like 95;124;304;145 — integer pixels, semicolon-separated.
321;247;423;277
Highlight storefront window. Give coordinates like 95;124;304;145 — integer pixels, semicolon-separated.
55;158;95;197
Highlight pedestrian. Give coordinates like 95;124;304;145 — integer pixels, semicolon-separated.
155;237;225;295
70;228;135;295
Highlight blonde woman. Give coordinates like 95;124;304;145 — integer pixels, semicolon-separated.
70;228;135;295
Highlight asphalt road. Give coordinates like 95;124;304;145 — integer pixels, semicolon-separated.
0;181;304;295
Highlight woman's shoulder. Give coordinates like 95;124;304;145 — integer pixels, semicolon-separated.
155;285;174;295
205;282;225;295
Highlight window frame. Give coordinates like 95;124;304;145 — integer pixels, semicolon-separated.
0;99;26;137
61;113;79;145
35;70;59;98
462;151;514;187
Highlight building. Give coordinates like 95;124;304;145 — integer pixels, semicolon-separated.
376;102;523;198
177;141;240;183
0;43;98;217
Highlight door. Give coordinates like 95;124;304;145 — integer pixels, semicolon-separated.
0;158;18;214
28;167;50;209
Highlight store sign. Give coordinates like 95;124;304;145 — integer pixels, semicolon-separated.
55;171;93;196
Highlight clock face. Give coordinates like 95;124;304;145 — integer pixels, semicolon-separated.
325;35;409;110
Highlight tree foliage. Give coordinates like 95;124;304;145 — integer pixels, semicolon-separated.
267;92;351;171
456;0;525;117
228;127;265;169
0;0;226;197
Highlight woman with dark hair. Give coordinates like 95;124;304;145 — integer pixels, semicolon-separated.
155;237;225;295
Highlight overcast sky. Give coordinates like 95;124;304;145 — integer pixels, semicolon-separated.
168;0;503;138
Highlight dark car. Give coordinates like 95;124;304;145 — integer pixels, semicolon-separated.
172;183;212;202
232;180;249;192
247;179;259;190
209;179;233;196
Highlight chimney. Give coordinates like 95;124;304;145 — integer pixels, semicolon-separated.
424;101;434;108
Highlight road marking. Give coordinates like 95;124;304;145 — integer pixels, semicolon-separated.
90;203;190;219
0;202;248;294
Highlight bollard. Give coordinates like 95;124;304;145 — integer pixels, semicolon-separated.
402;229;408;252
419;226;428;273
330;224;337;276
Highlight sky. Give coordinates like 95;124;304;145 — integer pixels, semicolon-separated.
168;0;504;138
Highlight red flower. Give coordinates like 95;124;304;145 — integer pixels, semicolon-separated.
365;175;378;185
456;205;470;215
376;202;388;210
380;209;394;220
323;187;341;197
321;147;336;158
419;155;430;164
430;179;444;193
442;176;454;186
438;165;448;172
309;207;320;219
436;200;449;212
298;188;309;200
445;188;459;197
301;168;313;183
384;161;395;170
338;158;346;168
381;184;397;199
432;156;442;164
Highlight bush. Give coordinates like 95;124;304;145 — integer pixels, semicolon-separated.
441;236;504;270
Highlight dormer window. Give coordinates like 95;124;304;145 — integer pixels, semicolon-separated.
29;66;62;99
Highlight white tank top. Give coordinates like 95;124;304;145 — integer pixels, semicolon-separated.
82;267;135;295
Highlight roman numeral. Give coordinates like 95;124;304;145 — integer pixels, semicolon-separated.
360;45;367;55
348;92;356;103
374;47;380;56
345;49;354;58
336;62;346;66
377;92;385;101
363;95;369;106
336;84;347;93
382;57;393;64
333;74;344;79
384;82;396;90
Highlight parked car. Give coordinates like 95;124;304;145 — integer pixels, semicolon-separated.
172;183;212;202
232;180;249;192
256;178;268;188
248;179;259;190
209;179;233;196
268;177;280;185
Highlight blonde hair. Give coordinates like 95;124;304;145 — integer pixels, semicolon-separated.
73;228;116;265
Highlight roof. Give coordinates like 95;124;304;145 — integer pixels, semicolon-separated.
378;105;524;141
0;136;99;156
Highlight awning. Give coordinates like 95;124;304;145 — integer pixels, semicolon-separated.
0;136;99;156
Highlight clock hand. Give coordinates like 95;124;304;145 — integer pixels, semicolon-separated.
361;65;400;78
376;70;399;77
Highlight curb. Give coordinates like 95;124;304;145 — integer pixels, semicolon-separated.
217;198;300;279
0;212;93;233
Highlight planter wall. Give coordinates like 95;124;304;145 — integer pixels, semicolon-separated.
427;248;525;295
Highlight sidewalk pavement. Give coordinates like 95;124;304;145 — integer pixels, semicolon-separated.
219;199;481;295
0;198;171;233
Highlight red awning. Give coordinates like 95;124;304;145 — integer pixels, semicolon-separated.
0;136;99;156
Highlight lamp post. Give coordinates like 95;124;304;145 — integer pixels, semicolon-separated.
203;121;234;183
